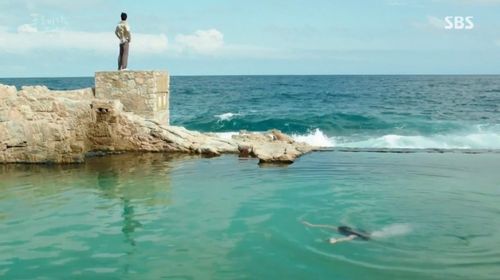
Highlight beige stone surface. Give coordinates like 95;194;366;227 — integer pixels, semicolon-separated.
232;130;313;164
95;71;169;125
0;84;314;165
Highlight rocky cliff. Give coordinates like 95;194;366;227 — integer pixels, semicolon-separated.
0;84;313;165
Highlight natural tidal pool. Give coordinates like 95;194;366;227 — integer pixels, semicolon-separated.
1;152;499;279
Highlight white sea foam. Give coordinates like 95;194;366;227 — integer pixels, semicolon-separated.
292;128;335;147
339;132;500;149
371;224;412;239
214;112;240;122
214;132;239;140
290;128;500;150
212;126;500;150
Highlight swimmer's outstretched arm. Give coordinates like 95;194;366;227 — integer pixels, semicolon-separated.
329;235;356;245
301;220;339;231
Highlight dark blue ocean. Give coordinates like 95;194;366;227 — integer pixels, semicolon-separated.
2;75;499;150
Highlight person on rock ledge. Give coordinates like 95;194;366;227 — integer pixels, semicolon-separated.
115;12;131;71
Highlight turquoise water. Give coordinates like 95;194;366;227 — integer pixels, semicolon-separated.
1;75;499;279
1;152;499;279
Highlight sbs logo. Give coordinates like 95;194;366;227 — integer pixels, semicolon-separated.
444;16;474;30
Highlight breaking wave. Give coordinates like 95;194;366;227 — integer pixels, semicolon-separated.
291;128;500;150
214;112;241;122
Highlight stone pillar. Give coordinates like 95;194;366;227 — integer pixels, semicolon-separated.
94;71;169;125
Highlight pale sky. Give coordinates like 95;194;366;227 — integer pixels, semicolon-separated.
0;0;500;77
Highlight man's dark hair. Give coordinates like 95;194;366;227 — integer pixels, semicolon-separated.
121;12;127;21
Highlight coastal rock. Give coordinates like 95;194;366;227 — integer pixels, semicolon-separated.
232;131;313;164
0;84;314;165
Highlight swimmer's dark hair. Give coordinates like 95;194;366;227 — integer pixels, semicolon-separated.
121;12;127;21
338;226;370;240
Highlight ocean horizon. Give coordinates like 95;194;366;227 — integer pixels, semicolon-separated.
3;0;500;278
1;75;499;152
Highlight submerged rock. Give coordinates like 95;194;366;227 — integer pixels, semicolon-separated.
0;84;314;165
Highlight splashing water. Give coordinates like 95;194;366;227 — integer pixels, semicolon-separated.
290;128;500;150
292;128;335;147
371;224;413;239
215;112;240;122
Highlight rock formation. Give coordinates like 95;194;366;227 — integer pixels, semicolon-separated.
0;84;314;165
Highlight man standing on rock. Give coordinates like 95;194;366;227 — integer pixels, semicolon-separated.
115;12;131;71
